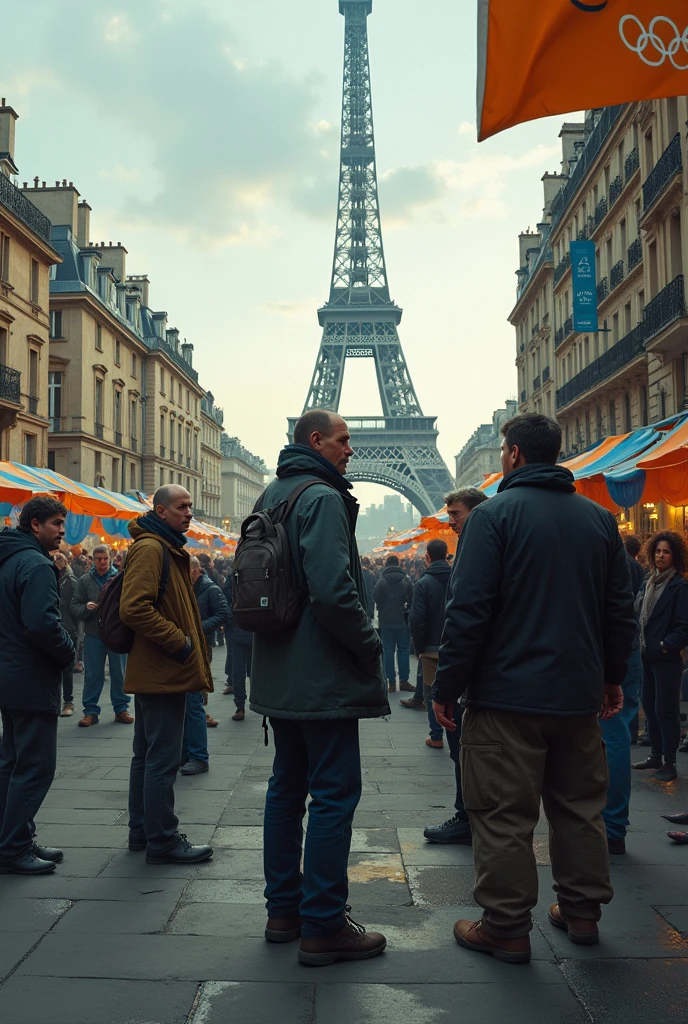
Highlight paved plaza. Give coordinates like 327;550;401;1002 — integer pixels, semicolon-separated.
0;657;687;1024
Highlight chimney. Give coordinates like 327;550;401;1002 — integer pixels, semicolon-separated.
151;311;167;338
181;340;194;367
77;201;91;248
98;242;127;283
559;121;586;175
518;230;539;269
542;172;567;217
166;328;180;352
20;180;80;235
126;274;150;308
0;100;19;178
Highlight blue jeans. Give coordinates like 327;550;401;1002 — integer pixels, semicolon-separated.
182;692;209;765
264;717;362;938
231;642;252;709
380;624;410;684
602;648;641;840
82;635;128;717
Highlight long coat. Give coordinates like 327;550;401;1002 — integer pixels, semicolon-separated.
120;521;213;695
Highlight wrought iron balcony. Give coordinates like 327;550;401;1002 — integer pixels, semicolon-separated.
564;316;573;338
160;445;166;459
520;390;526;404
27;396;38;415
643;275;685;343
549;106;624;225
556;322;647;410
595;196;608;226
610;260;625;290
609;175;623;208
543;366;551;383
555;326;565;348
531;322;540;337
576;225;589;241
0;175;52;243
95;422;104;439
554;251;571;286
627;237;643;271
533;375;541;392
0;363;21;404
643;133;682;212
597;277;609;304
114;431;122;447
625;147;640;182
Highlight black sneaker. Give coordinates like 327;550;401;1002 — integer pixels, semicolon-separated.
423;812;472;845
146;833;213;865
633;755;663;770
654;762;678;782
607;836;626;855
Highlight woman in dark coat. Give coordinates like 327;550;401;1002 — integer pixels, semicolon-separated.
633;531;688;783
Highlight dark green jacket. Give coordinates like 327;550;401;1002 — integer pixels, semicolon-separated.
249;447;389;720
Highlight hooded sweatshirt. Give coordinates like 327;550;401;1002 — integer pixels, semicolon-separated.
373;565;414;627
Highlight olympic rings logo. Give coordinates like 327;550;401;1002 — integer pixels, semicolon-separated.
619;15;688;70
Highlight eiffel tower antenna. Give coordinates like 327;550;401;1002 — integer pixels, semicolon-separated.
289;0;454;516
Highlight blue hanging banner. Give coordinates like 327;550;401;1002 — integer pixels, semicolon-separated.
570;240;598;334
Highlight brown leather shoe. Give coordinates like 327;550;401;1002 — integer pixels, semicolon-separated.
425;737;444;749
265;915;301;943
400;698;426;710
114;711;134;725
77;714;99;728
298;914;387;966
453;919;531;964
398;681;415;692
548;903;599;945
205;715;219;727
232;708;245;722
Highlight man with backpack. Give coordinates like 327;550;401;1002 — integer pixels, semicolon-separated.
119;486;214;865
373;555;414;692
405;540;451;736
245;409;388;966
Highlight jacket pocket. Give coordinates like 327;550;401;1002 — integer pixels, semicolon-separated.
461;742;502;812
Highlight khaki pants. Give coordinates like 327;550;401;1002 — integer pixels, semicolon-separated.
421;652;439;689
460;707;612;937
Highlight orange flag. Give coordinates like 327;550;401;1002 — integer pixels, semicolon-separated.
478;1;688;140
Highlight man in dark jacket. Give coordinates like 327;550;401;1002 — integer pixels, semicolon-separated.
250;409;388;966
222;571;254;722
373;555;414;692
0;497;75;875
72;545;131;727
433;413;636;964
361;558;376;620
179;557;231;776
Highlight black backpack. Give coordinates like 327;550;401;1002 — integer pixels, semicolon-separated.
98;544;171;654
232;480;336;633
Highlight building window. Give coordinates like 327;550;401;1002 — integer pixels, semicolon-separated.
28;349;39;413
178;423;183;463
47;450;56;470
112;457;120;492
95;324;103;351
0;325;7;365
50;310;63;339
170;418;175;459
131;352;137;377
131;398;137;448
130;462;136;489
160;369;165;395
30;259;39;304
186;388;190;412
95;377;104;433
115;339;121;365
48;371;62;431
0;232;10;282
114;389;122;444
24;433;37;466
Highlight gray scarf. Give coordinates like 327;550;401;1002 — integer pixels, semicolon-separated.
637;567;676;653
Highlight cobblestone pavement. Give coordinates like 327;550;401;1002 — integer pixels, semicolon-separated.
0;656;687;1023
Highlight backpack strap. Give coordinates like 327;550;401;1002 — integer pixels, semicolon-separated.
282;479;338;520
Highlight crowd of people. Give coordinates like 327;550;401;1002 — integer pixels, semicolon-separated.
0;407;686;971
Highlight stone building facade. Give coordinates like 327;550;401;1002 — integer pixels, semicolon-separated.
512;100;688;459
0;101;60;464
220;434;267;530
200;392;223;527
454;399;518;488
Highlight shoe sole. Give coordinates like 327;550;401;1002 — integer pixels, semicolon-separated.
179;769;210;776
146;849;213;865
298;940;386;966
661;814;688;824
128;843;146;852
453;928;530;964
0;863;56;875
548;912;599;945
423;833;472;845
265;927;301;943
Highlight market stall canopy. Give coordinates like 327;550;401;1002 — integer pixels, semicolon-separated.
0;463;122;517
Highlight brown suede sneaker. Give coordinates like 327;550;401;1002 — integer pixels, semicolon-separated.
453;919;531;964
77;714;99;728
548;903;599;945
298;914;387;966
265;915;302;943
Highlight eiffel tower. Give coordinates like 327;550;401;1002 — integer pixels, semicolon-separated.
288;0;454;517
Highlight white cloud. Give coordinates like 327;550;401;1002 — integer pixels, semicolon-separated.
458;120;476;136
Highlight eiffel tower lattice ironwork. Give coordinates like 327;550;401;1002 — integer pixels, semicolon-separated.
289;0;454;517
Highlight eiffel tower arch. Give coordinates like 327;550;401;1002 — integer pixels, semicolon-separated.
288;0;454;519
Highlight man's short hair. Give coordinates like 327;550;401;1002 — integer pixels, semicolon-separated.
624;535;642;558
152;484;188;510
18;496;67;532
92;545;109;558
385;554;399;567
426;539;448;561
501;413;562;465
198;553;211;567
445;488;488;511
189;556;201;571
293;409;335;446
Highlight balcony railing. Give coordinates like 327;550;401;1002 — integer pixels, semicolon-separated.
597;277;609;304
595;195;608;226
610;260;625;290
554;251;571;286
625;147;640;182
564;316;573;338
549;106;624;225
27;395;38;415
114;431;122;447
520;390;526;404
555;326;565;348
643;133;682;212
0;175;52;243
556;322;647;410
576;225;589;241
609;175;623;208
543;366;551;383
0;364;21;404
48;416;62;433
531;322;540;337
95;422;104;439
160;445;166;459
644;275;685;343
628;237;643;272
533;375;541;391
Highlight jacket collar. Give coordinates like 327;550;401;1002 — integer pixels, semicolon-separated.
648;572;686;619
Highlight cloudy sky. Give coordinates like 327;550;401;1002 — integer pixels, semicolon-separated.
4;0;573;508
